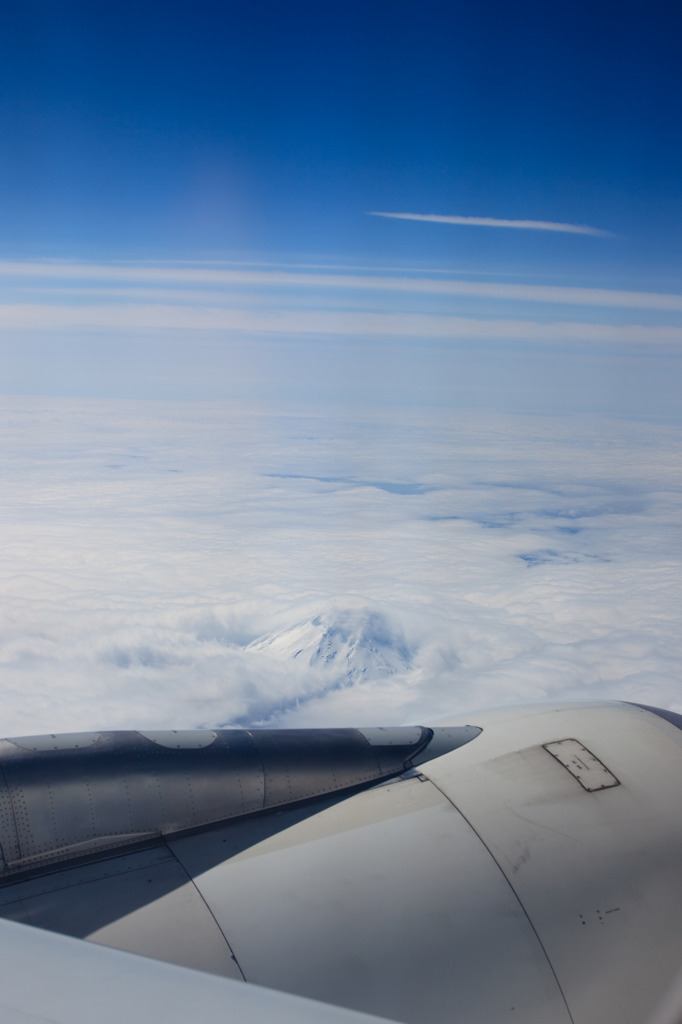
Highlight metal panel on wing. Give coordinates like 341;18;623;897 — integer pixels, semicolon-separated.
0;726;481;877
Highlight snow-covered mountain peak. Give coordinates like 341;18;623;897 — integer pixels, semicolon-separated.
249;606;413;684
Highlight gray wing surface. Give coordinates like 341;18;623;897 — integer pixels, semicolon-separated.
0;916;397;1024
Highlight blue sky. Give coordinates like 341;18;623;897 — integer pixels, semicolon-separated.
1;1;681;413
1;0;680;275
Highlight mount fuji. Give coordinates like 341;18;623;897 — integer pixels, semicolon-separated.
247;606;414;687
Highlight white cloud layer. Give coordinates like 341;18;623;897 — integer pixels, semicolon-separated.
0;397;680;735
368;212;612;236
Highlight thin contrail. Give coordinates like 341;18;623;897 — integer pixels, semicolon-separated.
368;211;612;237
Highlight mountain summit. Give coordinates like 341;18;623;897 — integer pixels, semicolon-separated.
248;607;413;685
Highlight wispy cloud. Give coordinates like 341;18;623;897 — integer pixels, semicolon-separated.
368;212;612;237
1;303;680;346
2;261;679;311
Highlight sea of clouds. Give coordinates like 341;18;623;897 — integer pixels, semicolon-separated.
1;395;680;735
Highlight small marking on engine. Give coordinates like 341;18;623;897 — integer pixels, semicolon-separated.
543;739;620;792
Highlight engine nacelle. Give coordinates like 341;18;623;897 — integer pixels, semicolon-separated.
0;701;680;1024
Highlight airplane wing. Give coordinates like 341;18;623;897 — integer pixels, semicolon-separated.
0;915;397;1024
0;702;681;1024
